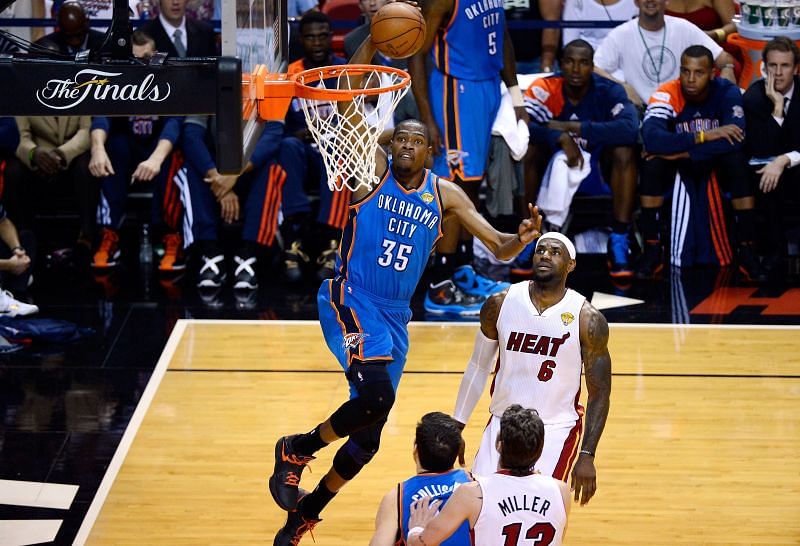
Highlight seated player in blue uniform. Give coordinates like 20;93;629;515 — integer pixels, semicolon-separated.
639;45;764;282
524;40;639;278
270;33;543;546
370;412;472;546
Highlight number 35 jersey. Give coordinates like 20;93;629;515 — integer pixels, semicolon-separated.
335;165;443;304
491;282;586;425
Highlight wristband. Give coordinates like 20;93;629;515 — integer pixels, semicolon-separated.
10;246;24;252
722;63;735;71
28;147;36;164
408;527;425;539
579;449;595;457
508;85;525;107
714;28;726;41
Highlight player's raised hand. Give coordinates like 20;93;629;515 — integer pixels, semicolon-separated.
517;203;542;244
409;496;441;529
570;454;597;506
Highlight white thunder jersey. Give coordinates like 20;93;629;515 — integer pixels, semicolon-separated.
491;281;585;425
474;472;567;546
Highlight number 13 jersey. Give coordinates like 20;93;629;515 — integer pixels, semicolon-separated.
491;282;586;425
336;165;444;303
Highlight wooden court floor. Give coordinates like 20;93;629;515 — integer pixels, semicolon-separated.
79;320;800;545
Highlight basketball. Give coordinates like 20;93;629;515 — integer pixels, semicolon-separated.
370;2;426;59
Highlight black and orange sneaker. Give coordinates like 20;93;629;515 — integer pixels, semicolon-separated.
634;243;664;280
269;435;315;511
737;244;767;283
273;507;321;546
92;228;121;269
159;233;186;272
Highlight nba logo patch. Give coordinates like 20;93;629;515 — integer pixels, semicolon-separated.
561;312;574;326
343;332;369;349
421;192;434;204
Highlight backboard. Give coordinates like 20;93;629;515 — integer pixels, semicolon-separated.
220;0;288;173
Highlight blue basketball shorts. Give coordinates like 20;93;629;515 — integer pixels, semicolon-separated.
318;278;413;397
429;69;501;182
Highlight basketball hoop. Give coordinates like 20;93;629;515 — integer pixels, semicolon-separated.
292;64;411;192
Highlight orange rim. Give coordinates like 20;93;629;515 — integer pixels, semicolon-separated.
292;64;411;101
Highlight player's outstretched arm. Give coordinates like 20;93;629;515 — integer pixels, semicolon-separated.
369;488;400;546
573;301;612;506
407;482;482;546
453;293;506;427
439;180;542;260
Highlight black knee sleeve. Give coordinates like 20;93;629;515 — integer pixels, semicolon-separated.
331;420;387;480
329;361;395;437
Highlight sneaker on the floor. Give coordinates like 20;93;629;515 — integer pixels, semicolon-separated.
283;240;309;283
198;286;224;308
269;435;315;512
316;240;338;281
634;243;664;280
197;254;227;288
452;264;510;297
510;241;536;276
273;506;321;546
607;232;633;278
737;244;767;283
159;233;186;272
424;279;485;316
233;255;258;289
0;289;38;317
92;228;121;269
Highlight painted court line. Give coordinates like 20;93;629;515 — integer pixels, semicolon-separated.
73;320;188;546
0;520;63;546
0;479;78;510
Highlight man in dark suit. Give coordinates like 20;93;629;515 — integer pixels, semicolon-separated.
743;37;800;271
140;0;217;58
36;1;105;55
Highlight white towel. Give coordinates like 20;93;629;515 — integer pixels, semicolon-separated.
537;149;592;228
491;82;530;161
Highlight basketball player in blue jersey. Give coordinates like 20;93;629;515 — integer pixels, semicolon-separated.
270;32;543;546
370;412;472;546
408;0;529;314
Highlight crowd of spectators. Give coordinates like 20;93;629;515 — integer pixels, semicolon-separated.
0;0;797;316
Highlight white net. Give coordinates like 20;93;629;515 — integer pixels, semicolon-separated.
295;66;410;192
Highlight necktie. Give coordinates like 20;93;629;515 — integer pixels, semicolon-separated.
785;96;790;116
172;28;186;57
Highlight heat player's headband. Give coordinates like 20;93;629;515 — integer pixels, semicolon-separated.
536;232;576;259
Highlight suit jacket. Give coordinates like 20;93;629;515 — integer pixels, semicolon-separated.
140;17;218;58
15;116;91;168
36;29;106;55
743;75;800;159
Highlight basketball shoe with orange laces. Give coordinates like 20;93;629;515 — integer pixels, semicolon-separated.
273;489;319;546
269;435;315;511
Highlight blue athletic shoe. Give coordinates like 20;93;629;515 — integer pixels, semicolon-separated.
607;232;633;278
424;280;484;316
452;265;510;297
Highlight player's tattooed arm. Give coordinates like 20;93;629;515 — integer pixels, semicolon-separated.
572;301;611;505
579;301;611;455
479;291;506;340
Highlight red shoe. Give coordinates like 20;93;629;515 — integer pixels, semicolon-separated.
159;233;186;272
92;228;121;269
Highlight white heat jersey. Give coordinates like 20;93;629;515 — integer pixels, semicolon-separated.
490;282;585;425
474;472;566;546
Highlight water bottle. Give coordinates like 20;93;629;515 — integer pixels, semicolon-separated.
140;0;153;19
139;224;153;265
